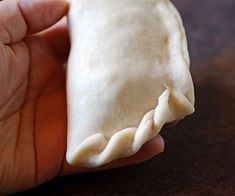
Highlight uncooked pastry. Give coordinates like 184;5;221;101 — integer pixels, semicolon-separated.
66;0;195;168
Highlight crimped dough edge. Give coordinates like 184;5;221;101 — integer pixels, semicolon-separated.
67;88;194;167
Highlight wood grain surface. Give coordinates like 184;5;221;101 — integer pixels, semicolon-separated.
21;0;235;195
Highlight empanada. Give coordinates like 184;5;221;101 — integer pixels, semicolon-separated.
66;0;195;167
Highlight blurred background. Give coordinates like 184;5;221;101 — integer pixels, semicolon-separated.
21;0;235;195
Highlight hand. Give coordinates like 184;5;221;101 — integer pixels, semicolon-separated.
0;0;164;194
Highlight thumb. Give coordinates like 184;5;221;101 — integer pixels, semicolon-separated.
0;0;68;44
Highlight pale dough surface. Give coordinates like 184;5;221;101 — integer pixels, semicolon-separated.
66;0;195;167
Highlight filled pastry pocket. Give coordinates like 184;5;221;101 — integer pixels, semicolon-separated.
66;0;195;167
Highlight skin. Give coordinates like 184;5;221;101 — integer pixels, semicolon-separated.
0;0;165;194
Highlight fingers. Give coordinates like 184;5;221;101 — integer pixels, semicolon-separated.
60;135;165;175
19;0;68;34
0;0;68;44
0;0;27;43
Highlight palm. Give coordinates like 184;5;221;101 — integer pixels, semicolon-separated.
0;33;67;191
0;32;165;193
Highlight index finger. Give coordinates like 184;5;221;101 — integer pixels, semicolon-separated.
0;0;68;44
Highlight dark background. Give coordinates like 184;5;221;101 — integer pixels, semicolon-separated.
22;0;235;195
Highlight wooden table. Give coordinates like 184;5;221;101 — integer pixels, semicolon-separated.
22;0;235;195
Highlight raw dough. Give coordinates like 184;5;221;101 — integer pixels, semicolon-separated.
66;0;195;167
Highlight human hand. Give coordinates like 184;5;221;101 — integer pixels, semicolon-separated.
0;0;164;194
